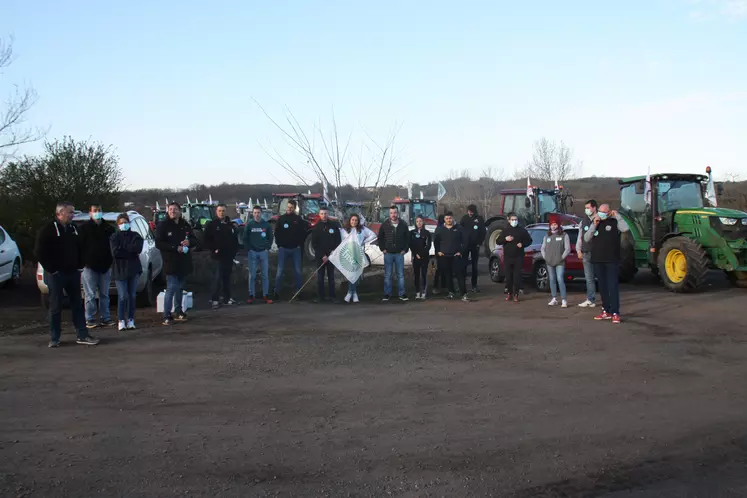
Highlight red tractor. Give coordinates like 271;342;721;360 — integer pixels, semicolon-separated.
270;193;337;260
483;185;579;256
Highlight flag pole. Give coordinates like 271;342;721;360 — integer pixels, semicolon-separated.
288;261;327;303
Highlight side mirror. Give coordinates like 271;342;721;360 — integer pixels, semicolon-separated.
524;197;532;209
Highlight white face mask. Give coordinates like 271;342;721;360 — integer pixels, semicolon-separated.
509;220;518;227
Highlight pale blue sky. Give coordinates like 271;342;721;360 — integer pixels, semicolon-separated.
3;0;746;189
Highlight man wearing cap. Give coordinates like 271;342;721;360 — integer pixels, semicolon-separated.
460;204;486;293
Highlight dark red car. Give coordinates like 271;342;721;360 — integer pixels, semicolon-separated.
489;223;584;292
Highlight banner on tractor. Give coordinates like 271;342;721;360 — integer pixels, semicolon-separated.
329;233;369;283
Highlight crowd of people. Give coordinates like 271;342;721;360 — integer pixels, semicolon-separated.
34;197;629;348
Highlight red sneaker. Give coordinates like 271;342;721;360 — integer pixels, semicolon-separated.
263;295;274;304
594;311;611;320
612;314;621;324
246;297;254;305
505;294;512;301
513;295;519;303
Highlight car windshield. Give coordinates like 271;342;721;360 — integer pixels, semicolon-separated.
412;201;437;220
657;180;704;211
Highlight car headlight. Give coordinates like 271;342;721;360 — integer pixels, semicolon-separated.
742;218;747;226
719;217;738;225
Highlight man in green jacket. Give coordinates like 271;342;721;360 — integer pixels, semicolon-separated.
243;206;274;304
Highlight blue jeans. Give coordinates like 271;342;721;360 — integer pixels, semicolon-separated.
384;252;406;297
582;252;596;303
248;250;269;297
47;271;88;341
82;268;111;321
348;278;359;295
115;275;140;321
547;264;567;300
164;274;186;318
594;262;620;315
275;247;302;293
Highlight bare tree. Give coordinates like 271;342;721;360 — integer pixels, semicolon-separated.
521;137;579;182
477;166;505;215
1;36;45;166
723;171;741;183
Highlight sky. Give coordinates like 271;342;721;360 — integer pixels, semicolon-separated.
2;0;747;190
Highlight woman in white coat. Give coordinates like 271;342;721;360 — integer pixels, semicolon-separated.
340;213;376;303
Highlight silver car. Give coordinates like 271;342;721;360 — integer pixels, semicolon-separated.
37;211;163;308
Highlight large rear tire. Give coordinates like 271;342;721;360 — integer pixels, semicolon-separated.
484;219;508;257
658;237;709;293
303;233;315;261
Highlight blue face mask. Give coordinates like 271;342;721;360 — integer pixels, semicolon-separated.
509;220;518;227
119;223;130;231
584;208;593;217
183;246;189;254
92;212;103;220
598;212;609;220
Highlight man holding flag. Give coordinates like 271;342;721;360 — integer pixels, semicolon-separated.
311;206;342;303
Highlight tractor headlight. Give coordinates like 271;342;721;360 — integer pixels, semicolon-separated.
719;217;738;225
742;218;747;226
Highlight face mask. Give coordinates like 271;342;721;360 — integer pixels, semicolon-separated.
93;212;103;220
584;208;593;217
598;212;609;220
182;246;189;254
119;223;130;231
509;220;518;228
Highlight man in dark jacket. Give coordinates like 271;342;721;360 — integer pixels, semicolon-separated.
273;199;309;300
243;205;274;304
79;204;115;328
378;205;410;301
434;211;469;301
155;202;196;324
496;212;532;302
433;213;446;294
410;215;432;299
311;206;342;302
203;204;239;309
585;203;630;323
34;201;100;347
460;204;487;293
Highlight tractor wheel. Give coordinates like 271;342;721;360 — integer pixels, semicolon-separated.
657;237;709;293
303;233;316;261
618;232;638;283
484;219;509;257
726;271;747;288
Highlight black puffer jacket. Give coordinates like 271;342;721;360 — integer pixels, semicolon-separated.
34;219;82;274
409;227;432;259
79;219;116;272
110;230;144;280
311;219;342;258
155;217;196;276
203;217;238;261
377;219;410;253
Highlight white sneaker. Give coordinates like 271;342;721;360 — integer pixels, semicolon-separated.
344;292;352;303
578;300;596;308
561;300;568;308
415;292;421;299
548;298;558;306
127;319;136;329
352;293;359;303
118;320;126;331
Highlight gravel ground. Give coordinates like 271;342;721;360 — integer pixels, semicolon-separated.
1;270;747;497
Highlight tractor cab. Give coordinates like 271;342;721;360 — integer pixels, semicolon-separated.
272;193;327;223
617;169;747;292
182;202;215;229
378;198;438;226
149;208;167;231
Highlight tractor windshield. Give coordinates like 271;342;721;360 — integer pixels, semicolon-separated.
154;211;167;223
537;192;558;216
190;205;214;222
657;180;704;212
412;201;437;220
304;198;322;215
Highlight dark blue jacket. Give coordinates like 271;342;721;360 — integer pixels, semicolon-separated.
110;230;144;280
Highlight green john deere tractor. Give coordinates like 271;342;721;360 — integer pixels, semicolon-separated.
617;169;747;292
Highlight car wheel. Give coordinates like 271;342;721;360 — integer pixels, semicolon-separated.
9;259;21;287
489;257;504;283
534;263;549;292
137;267;155;307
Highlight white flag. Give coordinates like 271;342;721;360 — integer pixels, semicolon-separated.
407;182;413;199
526;177;534;197
706;174;718;207
329;233;368;283
644;167;652;206
437;182;447;201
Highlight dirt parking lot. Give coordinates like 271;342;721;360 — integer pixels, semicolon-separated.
2;270;747;497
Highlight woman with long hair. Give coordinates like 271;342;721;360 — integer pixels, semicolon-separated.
109;213;144;330
540;215;571;307
409;215;432;299
340;213;376;303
